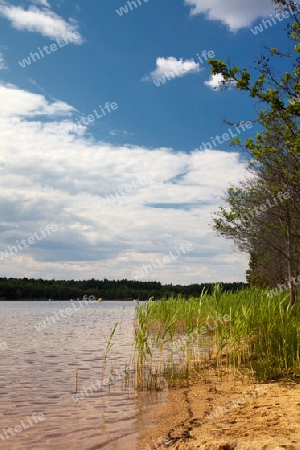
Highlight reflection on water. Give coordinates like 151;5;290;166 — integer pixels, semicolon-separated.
0;301;168;449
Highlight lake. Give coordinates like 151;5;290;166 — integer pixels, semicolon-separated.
0;301;167;449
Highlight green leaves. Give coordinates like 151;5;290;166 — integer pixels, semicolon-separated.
295;43;300;52
208;3;300;117
230;136;241;146
236;70;250;90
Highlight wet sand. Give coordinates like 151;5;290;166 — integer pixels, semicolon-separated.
137;371;300;450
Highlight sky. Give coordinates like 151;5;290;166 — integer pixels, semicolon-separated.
0;0;293;284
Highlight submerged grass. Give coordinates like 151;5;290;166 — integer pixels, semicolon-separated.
133;286;300;390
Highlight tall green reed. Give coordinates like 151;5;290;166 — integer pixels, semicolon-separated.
133;286;300;390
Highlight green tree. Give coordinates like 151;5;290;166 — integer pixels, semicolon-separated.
209;0;300;118
210;0;300;304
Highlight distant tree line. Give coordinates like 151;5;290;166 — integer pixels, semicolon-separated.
0;277;248;301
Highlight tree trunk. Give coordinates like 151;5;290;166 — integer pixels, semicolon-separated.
287;212;297;306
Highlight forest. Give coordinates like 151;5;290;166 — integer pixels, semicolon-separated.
0;277;248;300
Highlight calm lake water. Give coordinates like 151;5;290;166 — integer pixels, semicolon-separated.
0;301;168;450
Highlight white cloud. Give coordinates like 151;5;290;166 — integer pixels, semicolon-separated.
0;52;6;70
0;82;248;283
184;0;274;30
0;2;83;43
204;73;236;90
143;57;202;82
0;83;75;117
109;130;130;137
32;0;51;8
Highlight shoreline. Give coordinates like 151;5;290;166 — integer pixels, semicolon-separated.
137;372;300;450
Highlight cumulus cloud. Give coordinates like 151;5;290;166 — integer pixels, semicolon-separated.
0;83;75;117
184;0;274;30
142;57;202;82
204;73;236;90
0;2;83;43
0;82;248;283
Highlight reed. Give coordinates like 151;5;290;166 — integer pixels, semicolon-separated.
102;322;118;375
133;286;300;390
75;369;79;394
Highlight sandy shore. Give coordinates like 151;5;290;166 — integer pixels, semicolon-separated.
137;372;300;450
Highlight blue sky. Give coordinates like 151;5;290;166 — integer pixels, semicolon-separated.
0;0;293;283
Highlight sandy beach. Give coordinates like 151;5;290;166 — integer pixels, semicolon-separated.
138;372;300;450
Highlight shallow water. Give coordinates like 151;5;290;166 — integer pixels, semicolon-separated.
0;301;167;449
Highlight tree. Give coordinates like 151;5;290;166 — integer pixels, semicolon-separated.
209;0;300;304
209;0;300;118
